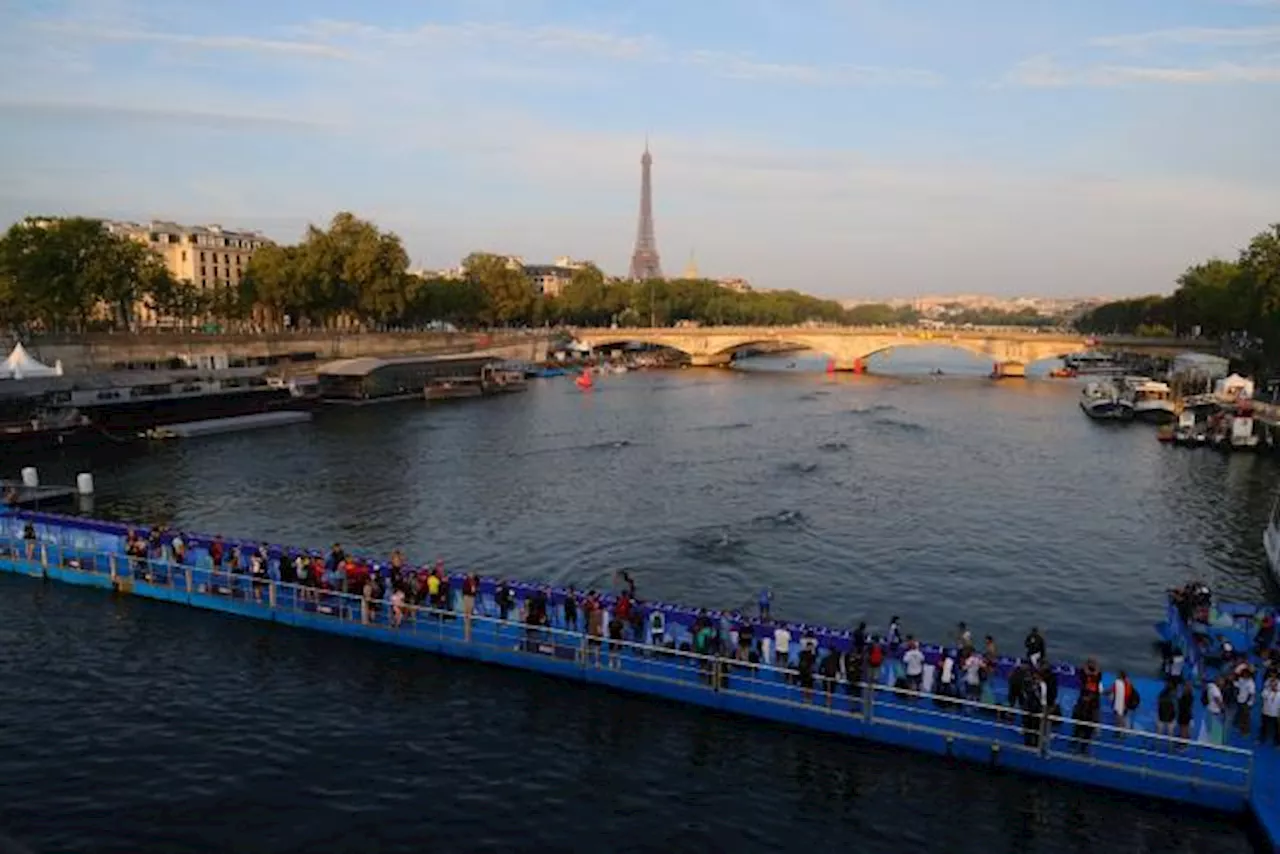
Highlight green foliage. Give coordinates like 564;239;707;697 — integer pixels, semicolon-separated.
0;216;176;331
462;253;533;325
1077;224;1280;358
845;303;919;326
941;307;1055;327
242;212;411;327
547;277;864;328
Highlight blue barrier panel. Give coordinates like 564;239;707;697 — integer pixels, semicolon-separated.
0;525;1256;823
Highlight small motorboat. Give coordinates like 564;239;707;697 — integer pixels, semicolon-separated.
1080;380;1134;421
1048;367;1077;379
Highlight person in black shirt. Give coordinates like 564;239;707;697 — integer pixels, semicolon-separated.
1157;680;1177;739
497;582;515;621
797;647;817;703
1024;627;1046;667
1176;679;1195;741
819;651;840;707
563;587;579;631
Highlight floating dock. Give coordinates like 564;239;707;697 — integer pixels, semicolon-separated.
146;410;312;439
0;508;1274;851
0;481;78;508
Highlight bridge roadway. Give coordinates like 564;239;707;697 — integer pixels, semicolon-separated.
572;326;1215;370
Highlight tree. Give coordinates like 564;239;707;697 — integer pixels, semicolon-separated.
559;263;613;325
241;211;411;329
462;252;533;326
1076;223;1280;354
0;216;176;331
1170;259;1241;336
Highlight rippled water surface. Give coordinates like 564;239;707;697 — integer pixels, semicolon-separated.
2;354;1275;853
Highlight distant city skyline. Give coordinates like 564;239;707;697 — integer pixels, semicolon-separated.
1;1;1278;300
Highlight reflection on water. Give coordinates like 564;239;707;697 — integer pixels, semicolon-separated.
738;344;1067;377
2;365;1273;853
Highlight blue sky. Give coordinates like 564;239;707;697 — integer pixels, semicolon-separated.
1;0;1278;299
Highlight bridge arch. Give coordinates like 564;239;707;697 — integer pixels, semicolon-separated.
571;327;1089;370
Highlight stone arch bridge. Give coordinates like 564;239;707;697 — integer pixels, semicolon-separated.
572;327;1206;371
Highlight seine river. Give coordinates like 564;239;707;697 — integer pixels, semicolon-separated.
1;348;1273;853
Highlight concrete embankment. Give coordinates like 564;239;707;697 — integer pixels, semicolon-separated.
20;331;549;374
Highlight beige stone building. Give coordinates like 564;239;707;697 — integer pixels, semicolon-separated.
105;220;272;325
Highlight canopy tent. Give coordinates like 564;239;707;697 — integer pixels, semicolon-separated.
1214;372;1254;401
1;343;63;380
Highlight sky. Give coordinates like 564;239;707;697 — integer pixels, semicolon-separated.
1;0;1278;300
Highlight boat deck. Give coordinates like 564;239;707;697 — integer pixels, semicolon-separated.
0;513;1275;850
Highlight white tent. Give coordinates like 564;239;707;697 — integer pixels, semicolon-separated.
1;343;62;380
1214;372;1254;401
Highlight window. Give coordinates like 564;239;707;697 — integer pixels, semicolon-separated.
224;254;229;264
200;279;207;289
181;250;187;262
200;266;206;277
224;268;230;279
200;251;206;262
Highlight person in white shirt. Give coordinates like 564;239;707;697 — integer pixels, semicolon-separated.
1260;675;1280;746
1235;668;1257;736
1108;672;1131;732
774;626;791;668
1206;678;1226;745
902;639;925;693
962;651;984;701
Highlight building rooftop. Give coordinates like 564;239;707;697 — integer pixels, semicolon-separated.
106;220;268;240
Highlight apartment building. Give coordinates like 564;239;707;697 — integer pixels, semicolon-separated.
105;220;272;324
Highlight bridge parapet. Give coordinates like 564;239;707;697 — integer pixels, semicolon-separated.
571;326;1214;368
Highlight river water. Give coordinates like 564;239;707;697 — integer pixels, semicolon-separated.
1;348;1273;853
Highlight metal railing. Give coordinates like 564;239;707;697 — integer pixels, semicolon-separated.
0;535;1254;797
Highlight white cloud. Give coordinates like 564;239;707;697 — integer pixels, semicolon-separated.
35;23;350;59
0;98;337;129
1006;55;1280;87
290;18;940;87
1089;25;1280;50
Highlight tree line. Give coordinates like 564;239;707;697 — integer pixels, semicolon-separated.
4;210;1083;335
1076;224;1280;360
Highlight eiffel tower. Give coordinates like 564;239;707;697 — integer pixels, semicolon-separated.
627;141;663;280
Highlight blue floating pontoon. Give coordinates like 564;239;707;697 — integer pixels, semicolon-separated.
2;507;1278;852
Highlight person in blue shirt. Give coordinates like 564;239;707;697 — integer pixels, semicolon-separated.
758;588;772;620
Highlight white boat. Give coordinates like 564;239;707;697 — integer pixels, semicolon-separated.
1079;380;1134;420
1230;415;1259;450
1172;410;1206;446
1265;495;1280;587
1064;352;1124;375
1120;376;1176;423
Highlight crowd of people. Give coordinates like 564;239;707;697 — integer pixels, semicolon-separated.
33;525;1280;755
